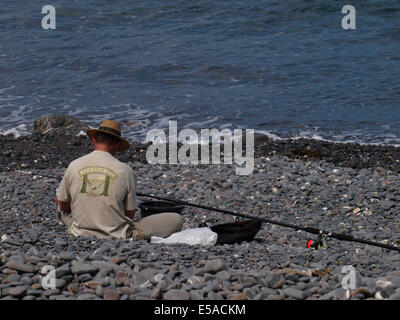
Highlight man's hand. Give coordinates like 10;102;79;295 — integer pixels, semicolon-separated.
125;210;135;220
56;196;71;212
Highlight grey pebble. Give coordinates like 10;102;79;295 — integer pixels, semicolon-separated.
27;289;43;296
77;294;100;300
195;260;225;276
163;289;190;300
56;263;71;277
7;274;21;283
71;262;98;275
20;276;32;285
78;273;92;282
8;286;28;298
215;270;231;281
189;290;204;300
5;261;34;273
283;288;306;300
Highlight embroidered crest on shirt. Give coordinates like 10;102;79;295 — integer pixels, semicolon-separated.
78;166;118;197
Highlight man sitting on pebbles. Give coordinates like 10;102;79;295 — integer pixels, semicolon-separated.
55;119;182;240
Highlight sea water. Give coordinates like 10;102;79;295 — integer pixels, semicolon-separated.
0;0;399;145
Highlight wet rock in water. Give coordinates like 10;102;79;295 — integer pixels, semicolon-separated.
33;115;89;136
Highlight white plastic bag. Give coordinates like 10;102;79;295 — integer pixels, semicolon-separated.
151;227;218;246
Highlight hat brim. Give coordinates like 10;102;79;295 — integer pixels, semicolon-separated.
86;128;130;151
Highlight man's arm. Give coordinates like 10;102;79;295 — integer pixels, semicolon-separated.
56;166;72;212
124;167;137;220
125;209;135;220
56;196;71;212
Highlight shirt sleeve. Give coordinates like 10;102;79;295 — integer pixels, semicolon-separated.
56;167;71;202
124;167;137;211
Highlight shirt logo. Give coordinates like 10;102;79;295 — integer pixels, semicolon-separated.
78;166;118;197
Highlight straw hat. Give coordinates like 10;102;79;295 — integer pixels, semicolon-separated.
86;120;130;151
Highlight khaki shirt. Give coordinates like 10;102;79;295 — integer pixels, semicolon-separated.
56;150;137;239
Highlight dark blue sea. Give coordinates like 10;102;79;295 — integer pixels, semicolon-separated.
0;0;399;145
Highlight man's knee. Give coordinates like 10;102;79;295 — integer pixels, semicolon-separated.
163;212;183;231
134;212;183;238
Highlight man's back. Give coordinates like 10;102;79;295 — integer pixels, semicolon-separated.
56;150;137;239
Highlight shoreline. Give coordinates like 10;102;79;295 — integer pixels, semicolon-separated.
2;119;400;149
1;129;400;173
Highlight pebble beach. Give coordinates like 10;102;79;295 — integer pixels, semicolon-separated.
1;117;400;301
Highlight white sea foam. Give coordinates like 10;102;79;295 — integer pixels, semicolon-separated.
252;129;400;148
0;124;30;138
0;86;15;94
254;130;284;141
1;117;400;149
185;116;220;129
76;130;87;137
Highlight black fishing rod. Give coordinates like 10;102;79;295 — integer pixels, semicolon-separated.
137;192;400;253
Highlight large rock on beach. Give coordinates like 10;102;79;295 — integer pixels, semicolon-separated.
33;115;89;136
